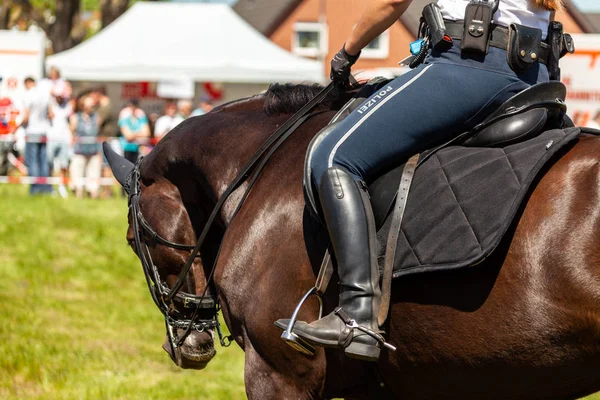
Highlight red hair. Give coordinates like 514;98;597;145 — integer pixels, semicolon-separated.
530;0;563;11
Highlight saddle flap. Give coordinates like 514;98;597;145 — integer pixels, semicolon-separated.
388;127;583;279
464;108;548;147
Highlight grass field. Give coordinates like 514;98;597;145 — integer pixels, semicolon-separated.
0;185;245;400
1;184;600;400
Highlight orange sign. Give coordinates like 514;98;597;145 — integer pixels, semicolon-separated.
573;49;600;68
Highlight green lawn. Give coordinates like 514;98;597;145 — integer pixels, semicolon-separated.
1;185;600;400
0;186;246;400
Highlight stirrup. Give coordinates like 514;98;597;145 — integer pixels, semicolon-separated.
333;307;397;352
279;287;397;355
280;287;322;356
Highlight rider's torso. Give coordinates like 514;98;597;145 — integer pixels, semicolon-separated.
437;0;551;36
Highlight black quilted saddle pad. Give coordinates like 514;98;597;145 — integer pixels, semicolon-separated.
389;127;581;278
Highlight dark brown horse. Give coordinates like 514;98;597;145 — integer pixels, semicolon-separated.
111;85;600;399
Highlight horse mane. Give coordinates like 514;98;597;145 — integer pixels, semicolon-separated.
212;82;362;116
263;83;332;116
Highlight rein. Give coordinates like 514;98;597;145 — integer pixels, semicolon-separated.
129;82;335;350
168;82;335;299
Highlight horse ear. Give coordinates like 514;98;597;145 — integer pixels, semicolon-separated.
103;142;134;189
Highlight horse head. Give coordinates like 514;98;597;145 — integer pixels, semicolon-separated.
104;142;218;370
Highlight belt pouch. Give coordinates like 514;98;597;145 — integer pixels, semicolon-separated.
507;23;543;73
461;1;494;54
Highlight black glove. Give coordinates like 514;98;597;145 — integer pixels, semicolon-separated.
330;45;360;86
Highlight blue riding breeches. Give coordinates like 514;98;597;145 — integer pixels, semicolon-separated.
310;44;550;188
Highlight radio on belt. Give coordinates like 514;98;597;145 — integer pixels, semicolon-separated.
462;0;499;54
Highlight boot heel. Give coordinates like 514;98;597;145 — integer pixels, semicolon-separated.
344;339;381;362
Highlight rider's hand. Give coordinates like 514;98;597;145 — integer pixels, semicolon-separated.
330;45;360;87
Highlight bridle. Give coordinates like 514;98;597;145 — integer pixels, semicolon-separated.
126;82;335;355
128;162;230;351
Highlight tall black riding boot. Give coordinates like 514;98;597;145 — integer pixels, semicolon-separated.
276;166;383;361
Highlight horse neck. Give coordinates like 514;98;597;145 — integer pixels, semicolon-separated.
182;109;338;224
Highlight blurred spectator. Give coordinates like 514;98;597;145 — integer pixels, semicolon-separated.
47;92;73;198
585;111;600;131
154;101;183;140
118;98;150;165
43;66;72;100
89;87;116;138
148;112;159;137
21;76;52;195
177;99;193;119
191;96;214;117
69;96;102;199
89;87;118;198
0;97;18;176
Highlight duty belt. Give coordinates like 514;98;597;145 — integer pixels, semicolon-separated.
443;20;550;66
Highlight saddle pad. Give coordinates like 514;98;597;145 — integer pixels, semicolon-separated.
389;127;581;278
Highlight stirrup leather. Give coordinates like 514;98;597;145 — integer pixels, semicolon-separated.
333;307;397;351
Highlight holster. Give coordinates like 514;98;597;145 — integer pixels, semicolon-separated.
506;23;543;73
422;2;452;50
546;21;575;81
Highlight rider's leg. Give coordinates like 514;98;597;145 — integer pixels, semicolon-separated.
295;166;383;360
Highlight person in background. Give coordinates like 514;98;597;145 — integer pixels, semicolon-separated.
90;87;115;138
47;90;73;198
21;76;53;195
118;98;150;166
89;87;117;198
177;99;193;120
154;101;183;140
42;66;72;100
0;97;18;176
191;96;214;117
69;96;102;199
148;112;159;138
585;111;600;130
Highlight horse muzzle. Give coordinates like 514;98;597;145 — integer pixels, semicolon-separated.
162;329;216;370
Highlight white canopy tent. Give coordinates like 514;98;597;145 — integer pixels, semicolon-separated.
46;2;323;84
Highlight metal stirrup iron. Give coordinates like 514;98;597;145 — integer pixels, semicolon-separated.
334;307;397;351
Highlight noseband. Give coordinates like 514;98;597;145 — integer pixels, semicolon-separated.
126;83;335;356
128;161;231;351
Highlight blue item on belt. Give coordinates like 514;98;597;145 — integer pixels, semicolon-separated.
410;39;426;56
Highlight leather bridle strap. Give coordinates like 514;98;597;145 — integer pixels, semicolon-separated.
167;82;336;300
137;211;196;251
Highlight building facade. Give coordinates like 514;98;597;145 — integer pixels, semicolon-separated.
235;0;588;79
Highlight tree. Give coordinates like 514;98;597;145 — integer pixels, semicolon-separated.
49;0;84;53
0;0;131;53
0;0;227;53
100;0;128;29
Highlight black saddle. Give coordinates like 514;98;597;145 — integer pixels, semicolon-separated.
455;80;568;147
304;81;570;226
